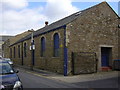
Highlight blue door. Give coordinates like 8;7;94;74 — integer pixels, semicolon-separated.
101;54;109;66
101;47;111;67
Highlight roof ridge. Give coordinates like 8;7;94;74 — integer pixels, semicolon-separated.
37;1;108;32
10;1;117;46
37;11;81;31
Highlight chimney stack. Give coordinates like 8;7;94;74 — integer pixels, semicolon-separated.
45;21;48;26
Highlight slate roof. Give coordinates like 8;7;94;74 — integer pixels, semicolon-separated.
11;10;83;46
10;1;118;46
11;5;95;46
9;31;31;45
0;35;13;43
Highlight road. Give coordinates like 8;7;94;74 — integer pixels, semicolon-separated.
17;69;79;88
73;77;119;88
17;68;119;89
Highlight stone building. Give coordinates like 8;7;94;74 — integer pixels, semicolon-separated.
0;35;13;57
9;2;119;75
118;17;120;59
2;31;32;58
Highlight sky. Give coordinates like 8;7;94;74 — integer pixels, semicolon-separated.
0;0;119;35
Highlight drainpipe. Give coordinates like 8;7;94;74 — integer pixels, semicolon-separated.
63;25;68;76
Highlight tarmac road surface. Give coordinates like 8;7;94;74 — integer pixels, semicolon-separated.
17;68;120;89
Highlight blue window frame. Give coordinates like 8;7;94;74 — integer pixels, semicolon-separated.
53;33;60;57
41;37;45;57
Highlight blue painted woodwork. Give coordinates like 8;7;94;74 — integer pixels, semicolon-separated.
53;33;59;57
101;54;109;66
101;48;110;67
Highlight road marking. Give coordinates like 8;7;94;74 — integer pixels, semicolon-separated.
26;71;50;79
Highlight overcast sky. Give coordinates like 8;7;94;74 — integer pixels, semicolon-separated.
0;0;119;35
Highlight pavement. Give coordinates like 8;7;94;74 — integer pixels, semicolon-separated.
15;66;120;83
51;71;119;83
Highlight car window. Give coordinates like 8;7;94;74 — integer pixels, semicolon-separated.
0;63;14;75
6;58;10;60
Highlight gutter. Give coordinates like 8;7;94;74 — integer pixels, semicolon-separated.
10;25;66;47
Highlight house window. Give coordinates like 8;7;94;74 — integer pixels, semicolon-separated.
14;47;16;58
18;45;20;58
41;37;45;57
53;33;60;57
24;43;27;57
10;48;12;58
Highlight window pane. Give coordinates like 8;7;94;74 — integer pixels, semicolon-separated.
41;37;45;57
18;45;20;58
24;43;27;57
53;33;59;57
14;47;15;58
10;48;12;58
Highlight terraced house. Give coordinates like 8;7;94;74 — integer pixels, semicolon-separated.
8;2;119;76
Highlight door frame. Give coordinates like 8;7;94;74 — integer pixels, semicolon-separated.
98;45;113;71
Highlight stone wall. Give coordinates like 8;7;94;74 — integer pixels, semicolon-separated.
72;52;97;74
2;31;31;58
9;2;119;75
66;2;119;75
0;36;13;57
10;27;65;74
118;18;120;59
2;39;10;58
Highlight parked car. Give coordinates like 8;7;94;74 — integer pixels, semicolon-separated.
0;55;3;59
3;58;13;65
0;60;23;90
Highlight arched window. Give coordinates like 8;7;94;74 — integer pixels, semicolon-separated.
41;37;45;57
53;33;60;57
10;48;12;58
24;43;27;57
14;47;16;58
18;45;20;58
